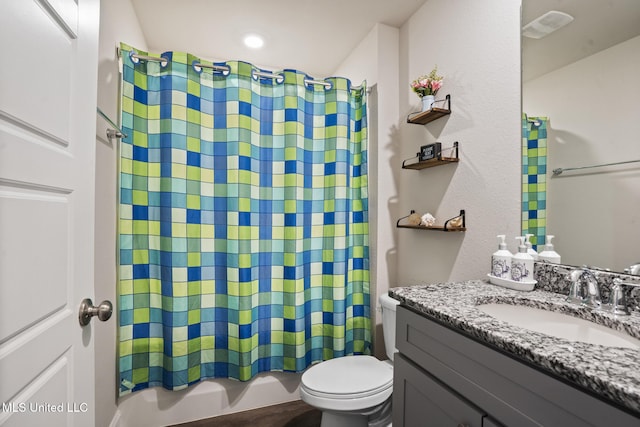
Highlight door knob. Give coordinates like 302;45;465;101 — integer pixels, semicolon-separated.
78;298;113;326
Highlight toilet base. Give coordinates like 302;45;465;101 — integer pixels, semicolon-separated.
321;411;368;427
318;398;392;427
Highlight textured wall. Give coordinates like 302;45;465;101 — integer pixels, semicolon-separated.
334;23;400;359
396;0;523;286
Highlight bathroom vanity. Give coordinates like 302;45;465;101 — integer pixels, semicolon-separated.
389;280;640;427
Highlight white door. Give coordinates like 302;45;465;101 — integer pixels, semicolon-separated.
0;0;100;426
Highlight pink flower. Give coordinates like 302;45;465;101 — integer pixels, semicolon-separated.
410;66;444;98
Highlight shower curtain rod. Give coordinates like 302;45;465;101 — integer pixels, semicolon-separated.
128;52;365;90
129;52;230;73
251;70;331;89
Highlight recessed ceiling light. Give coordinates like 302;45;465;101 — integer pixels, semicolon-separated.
522;10;574;39
243;34;264;49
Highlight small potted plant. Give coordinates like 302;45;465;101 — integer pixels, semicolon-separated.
410;66;443;111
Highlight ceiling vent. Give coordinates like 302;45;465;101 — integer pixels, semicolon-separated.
522;10;574;39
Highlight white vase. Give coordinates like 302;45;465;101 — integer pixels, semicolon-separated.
421;95;435;112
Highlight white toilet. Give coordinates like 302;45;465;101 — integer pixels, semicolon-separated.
300;292;400;427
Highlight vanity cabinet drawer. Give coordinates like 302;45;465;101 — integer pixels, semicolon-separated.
393;353;485;427
395;305;640;427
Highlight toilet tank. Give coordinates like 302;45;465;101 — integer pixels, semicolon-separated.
379;292;400;361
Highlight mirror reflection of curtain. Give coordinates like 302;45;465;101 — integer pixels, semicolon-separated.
117;44;371;395
522;114;548;250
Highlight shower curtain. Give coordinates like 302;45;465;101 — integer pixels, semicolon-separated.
522;114;548;250
117;44;370;395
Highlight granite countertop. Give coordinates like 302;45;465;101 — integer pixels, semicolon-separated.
389;280;640;416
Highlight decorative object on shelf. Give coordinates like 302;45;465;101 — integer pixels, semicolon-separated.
411;66;444;112
397;209;466;232
421;95;435;112
447;215;463;228
420;213;436;227
419;143;442;161
407;94;451;125
407;212;422;226
402;141;459;170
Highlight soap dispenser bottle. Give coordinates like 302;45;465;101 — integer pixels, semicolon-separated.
491;235;513;279
525;234;539;261
538;235;561;263
511;236;534;282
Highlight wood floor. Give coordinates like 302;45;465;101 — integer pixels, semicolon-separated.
170;400;321;427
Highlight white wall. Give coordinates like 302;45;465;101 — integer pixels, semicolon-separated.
523;35;640;271
396;0;522;285
95;1;148;426
333;23;400;360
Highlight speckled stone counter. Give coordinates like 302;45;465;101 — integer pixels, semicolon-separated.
389;279;640;416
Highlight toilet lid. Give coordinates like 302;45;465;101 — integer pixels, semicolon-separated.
301;355;393;398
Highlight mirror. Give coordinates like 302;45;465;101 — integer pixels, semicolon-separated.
521;0;640;274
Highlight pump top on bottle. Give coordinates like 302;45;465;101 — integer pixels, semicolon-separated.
524;234;538;261
511;236;534;282
491;235;513;279
538;235;561;263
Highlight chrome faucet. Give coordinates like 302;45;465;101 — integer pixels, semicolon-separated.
624;262;640;276
566;267;601;308
606;278;640;315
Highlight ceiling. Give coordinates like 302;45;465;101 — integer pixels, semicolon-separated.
129;1;640;82
130;0;428;77
522;0;640;81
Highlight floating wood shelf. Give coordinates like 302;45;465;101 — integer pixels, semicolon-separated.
402;142;459;170
407;94;451;125
402;157;459;170
396;209;466;232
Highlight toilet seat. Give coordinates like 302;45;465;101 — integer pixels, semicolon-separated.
300;355;393;411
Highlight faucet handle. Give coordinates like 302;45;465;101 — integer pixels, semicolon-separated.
607;278;640;316
624;262;640;275
608;279;630;315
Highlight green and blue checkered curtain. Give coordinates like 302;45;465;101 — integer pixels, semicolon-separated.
522;114;548;250
117;44;370;395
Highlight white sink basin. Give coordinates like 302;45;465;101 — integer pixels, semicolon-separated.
477;303;640;349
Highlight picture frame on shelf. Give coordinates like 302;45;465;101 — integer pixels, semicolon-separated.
419;142;442;161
